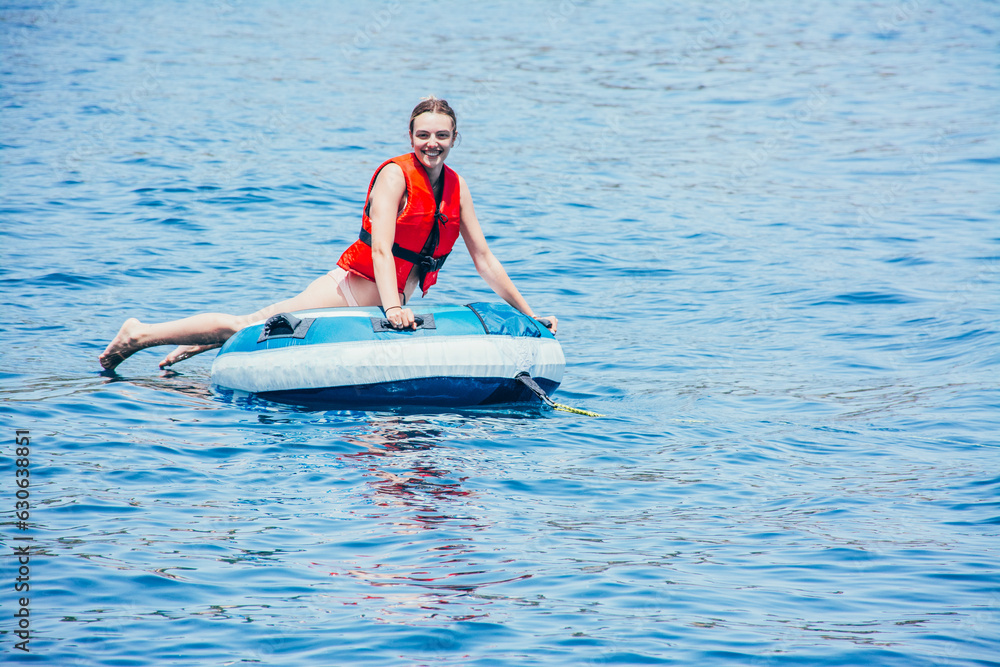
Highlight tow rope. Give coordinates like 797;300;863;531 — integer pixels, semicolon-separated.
515;372;603;417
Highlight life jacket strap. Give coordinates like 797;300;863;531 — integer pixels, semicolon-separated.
358;228;449;291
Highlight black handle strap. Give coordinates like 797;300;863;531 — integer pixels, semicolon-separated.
370;314;436;332
257;313;315;343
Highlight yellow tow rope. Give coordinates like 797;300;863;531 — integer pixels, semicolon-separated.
515;373;603;417
551;402;604;417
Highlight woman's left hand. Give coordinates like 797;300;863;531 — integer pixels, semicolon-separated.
388;306;417;330
534;315;558;334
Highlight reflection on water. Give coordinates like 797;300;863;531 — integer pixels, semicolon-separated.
329;417;527;625
346;421;474;517
99;368;217;405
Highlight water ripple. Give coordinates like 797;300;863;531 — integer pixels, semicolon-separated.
2;0;999;665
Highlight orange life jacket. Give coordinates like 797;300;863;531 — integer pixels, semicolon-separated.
337;153;462;295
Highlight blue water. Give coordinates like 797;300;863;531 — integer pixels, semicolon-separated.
2;1;999;664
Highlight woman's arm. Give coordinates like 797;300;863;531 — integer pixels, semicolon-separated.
367;163;417;328
457;175;558;334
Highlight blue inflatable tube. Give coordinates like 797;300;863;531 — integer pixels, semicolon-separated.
210;302;565;408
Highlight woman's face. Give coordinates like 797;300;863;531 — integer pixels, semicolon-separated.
410;112;455;172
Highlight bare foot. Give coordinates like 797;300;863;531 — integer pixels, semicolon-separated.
100;318;144;371
159;343;222;369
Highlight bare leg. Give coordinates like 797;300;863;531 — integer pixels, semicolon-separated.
157;271;413;368
100;272;360;371
100;312;242;371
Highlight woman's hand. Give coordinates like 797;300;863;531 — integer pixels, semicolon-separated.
386;306;417;330
534;315;558;335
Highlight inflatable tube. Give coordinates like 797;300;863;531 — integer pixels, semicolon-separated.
210;302;565;408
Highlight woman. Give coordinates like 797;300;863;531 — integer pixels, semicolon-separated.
99;97;556;371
